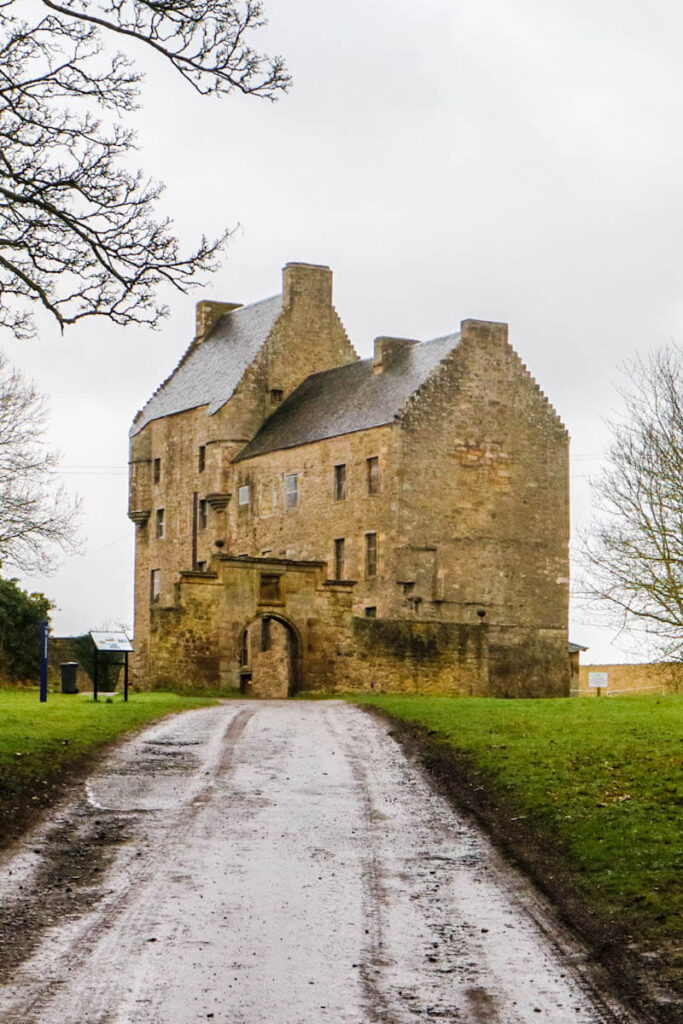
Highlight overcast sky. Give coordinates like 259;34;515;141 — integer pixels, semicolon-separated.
6;0;683;663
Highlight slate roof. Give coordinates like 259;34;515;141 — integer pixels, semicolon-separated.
234;331;461;462
130;295;283;435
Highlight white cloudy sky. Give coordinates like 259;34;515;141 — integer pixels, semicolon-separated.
5;0;683;662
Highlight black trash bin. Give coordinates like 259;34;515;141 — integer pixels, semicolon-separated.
60;662;79;694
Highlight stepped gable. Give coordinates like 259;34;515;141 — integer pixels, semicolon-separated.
130;294;283;436
234;331;461;461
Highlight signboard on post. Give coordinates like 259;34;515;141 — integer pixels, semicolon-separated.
588;671;608;695
39;620;49;703
90;632;133;653
89;632;134;702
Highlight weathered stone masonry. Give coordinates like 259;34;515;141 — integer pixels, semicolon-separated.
129;262;570;697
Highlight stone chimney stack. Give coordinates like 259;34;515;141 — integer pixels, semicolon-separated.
195;300;242;344
282;262;333;312
460;319;509;346
372;336;419;374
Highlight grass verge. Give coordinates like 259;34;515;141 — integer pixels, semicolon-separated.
351;693;683;1019
0;689;217;850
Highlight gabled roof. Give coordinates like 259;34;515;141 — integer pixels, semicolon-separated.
130;295;282;435
234;331;461;461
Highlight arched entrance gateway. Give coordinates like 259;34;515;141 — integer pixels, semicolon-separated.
238;614;302;699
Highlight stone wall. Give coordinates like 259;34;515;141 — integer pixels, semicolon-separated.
345;618;489;695
396;319;570;695
577;662;682;696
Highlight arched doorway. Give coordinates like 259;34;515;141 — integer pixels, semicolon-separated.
238;614;301;698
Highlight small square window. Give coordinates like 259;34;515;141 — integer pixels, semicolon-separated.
334;537;345;580
198;498;208;530
196;561;207;573
238;484;250;506
153;458;161;484
155;508;165;539
150;569;161;603
367;456;379;495
365;532;378;578
334;464;346;501
259;573;281;603
285;473;298;509
365;606;377;618
198;445;206;473
270;388;284;404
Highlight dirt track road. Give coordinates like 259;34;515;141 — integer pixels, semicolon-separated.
0;701;638;1023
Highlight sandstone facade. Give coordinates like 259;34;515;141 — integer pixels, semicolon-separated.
129;262;570;697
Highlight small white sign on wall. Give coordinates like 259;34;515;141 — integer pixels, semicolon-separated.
588;671;609;689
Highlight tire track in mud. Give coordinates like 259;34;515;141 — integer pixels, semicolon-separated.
1;702;642;1024
0;705;253;1024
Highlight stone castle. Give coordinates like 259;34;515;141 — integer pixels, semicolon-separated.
128;262;570;698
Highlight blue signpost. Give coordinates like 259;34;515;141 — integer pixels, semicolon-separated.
39;620;49;703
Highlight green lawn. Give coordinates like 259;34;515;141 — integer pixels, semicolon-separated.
351;693;683;984
0;689;217;845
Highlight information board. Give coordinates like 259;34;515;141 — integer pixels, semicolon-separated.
588;671;608;689
90;631;133;652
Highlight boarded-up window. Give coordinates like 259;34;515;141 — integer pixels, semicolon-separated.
155;508;165;539
334;538;345;580
198;499;208;529
334;464;346;501
260;573;282;603
367;456;379;495
285;473;298;509
150;569;161;603
365;532;378;577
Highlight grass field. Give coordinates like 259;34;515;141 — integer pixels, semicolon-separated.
0;689;217;847
351;693;683;989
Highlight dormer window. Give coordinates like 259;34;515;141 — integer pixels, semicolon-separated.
270;388;284;405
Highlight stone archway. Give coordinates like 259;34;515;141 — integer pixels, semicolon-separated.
238;613;302;698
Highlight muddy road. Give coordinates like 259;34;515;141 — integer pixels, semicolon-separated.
0;702;639;1023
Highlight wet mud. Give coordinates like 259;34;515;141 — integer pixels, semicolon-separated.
0;702;660;1023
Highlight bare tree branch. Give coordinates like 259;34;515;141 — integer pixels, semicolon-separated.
0;352;81;571
0;1;290;337
580;346;683;659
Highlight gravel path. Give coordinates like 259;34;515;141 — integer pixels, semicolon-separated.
0;701;639;1023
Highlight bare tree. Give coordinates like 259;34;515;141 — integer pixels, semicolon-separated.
581;346;683;660
0;353;80;571
0;1;290;338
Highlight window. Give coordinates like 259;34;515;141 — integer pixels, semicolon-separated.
151;569;161;603
155;508;165;539
238;484;250;506
285;473;298;509
365;606;377;618
198;445;206;472
365;532;378;577
334;538;345;580
240;629;249;666
261;616;272;651
270;388;283;404
367;456;379;495
196;561;207;573
259;573;282;603
334;463;346;501
153;458;161;484
198;499;208;530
